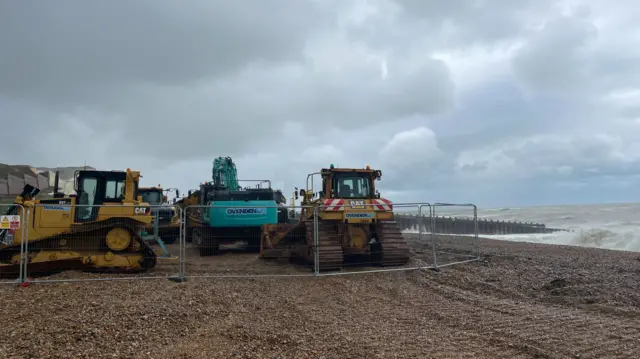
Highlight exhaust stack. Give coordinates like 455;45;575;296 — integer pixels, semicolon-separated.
53;171;63;198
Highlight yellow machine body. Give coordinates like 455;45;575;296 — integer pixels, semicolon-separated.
0;169;157;278
260;166;409;271
11;197;152;244
174;189;205;242
138;186;181;244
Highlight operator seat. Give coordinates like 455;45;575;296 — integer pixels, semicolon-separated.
339;184;351;197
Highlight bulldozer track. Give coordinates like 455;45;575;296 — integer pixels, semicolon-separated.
375;220;410;266
302;221;343;271
298;219;410;270
262;218;410;271
0;217;156;279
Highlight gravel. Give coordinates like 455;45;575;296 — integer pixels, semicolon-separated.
1;234;639;358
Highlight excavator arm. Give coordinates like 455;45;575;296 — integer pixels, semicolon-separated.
212;156;239;190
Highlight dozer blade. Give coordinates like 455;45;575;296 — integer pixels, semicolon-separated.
261;221;344;271
0;218;157;279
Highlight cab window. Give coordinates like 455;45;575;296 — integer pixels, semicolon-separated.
333;175;371;198
76;177;98;220
78;177;97;206
140;190;162;205
105;179;125;200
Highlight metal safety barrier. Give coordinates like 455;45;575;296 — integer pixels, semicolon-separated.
181;204;317;278
313;203;432;276
1;204;183;284
0;203;26;285
0;201;482;284
431;203;480;269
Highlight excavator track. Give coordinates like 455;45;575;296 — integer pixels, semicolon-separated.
0;217;156;279
375;220;410;266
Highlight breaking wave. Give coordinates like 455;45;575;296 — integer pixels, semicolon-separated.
403;202;640;252
484;229;640;252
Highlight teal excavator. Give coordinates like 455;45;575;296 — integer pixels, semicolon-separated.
186;156;288;255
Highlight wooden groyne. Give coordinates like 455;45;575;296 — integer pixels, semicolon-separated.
394;215;571;235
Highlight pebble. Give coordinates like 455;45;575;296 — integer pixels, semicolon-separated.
0;235;638;358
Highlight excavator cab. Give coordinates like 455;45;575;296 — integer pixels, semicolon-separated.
0;169;157;279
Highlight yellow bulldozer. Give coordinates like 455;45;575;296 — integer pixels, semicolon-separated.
174;188;204;243
138;185;181;244
0;169;157;278
260;164;409;271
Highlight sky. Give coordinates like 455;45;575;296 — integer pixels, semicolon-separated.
1;0;640;208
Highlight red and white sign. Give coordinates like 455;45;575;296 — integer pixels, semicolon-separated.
0;215;20;230
323;199;345;211
372;198;393;211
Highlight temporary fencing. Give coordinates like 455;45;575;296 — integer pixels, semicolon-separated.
430;203;480;268
0;203;25;285
317;203;433;276
15;204;182;284
182;204;316;278
1;201;482;284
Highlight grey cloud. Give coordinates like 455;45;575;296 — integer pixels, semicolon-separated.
512;7;640;99
0;0;332;165
431;80;610;153
3;0;640;207
346;0;556;51
511;15;599;95
80;54;453;162
0;0;328;106
455;133;640;181
289;56;454;129
0;0;455;165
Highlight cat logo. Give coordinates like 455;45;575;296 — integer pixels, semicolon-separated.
349;200;365;209
134;207;150;215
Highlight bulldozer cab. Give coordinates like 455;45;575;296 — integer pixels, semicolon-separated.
301;166;381;202
73;169;144;223
299;165;391;224
326;168;380;200
139;187;164;205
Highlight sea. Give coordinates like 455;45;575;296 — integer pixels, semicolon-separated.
401;202;640;253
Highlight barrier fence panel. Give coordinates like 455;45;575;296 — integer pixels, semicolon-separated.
416;204;435;267
3;200;482;284
182;204;315;278
23;204;182;283
313;203;435;276
0;203;26;285
431;203;480;268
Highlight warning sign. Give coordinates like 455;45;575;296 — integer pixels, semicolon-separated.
0;215;20;230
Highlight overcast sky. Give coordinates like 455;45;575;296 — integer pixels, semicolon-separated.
1;0;639;208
